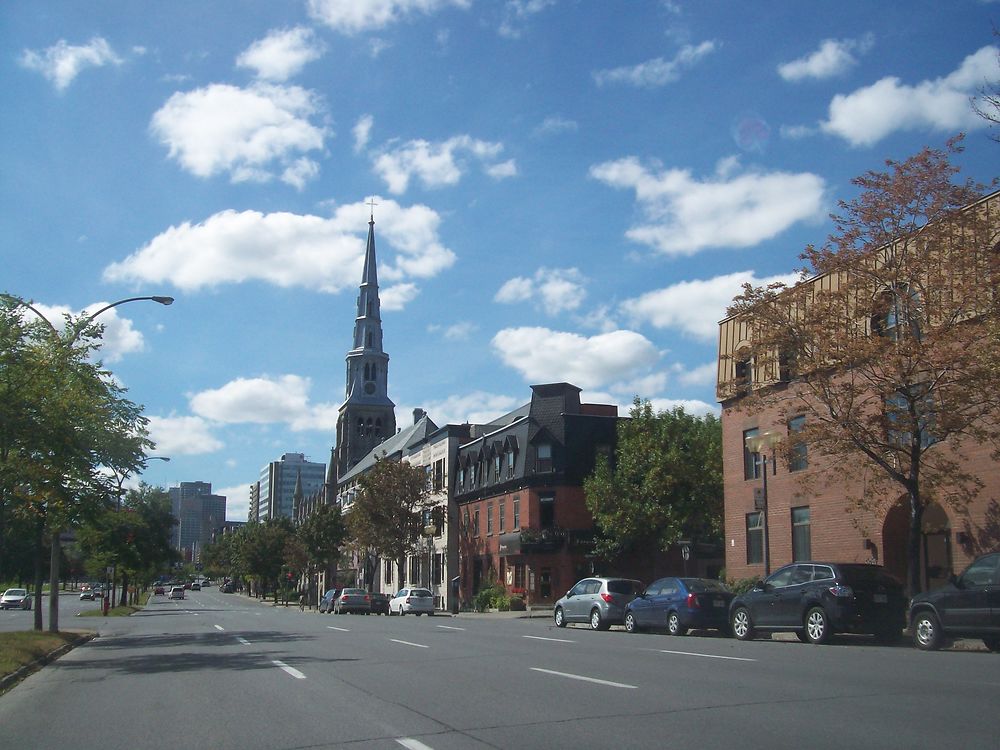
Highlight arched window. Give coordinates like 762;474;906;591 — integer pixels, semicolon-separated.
375;418;382;437
356;417;364;435
366;330;373;347
872;283;923;341
364;363;370;381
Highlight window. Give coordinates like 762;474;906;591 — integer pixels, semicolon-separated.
463;508;469;534
959;554;1000;587
499;500;506;533
513;563;525;589
734;350;752;393
746;512;763;564
486;502;494;535
512;495;520;529
493;454;501;482
433;459;445;491
743;428;761;480
433;553;443;585
872;283;923;341
458;466;465;489
788;416;807;472
409;556;419;584
473;508;480;535
506;449;515;478
385;559;392;585
885;385;937;449
539;493;555;528
792;506;811;561
536;443;552;472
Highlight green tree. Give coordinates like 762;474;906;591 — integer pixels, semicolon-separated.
240;518;294;602
297;502;346;601
585;399;723;565
727;140;1000;593
348;457;432;588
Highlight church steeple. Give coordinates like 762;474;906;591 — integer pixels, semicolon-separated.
334;203;396;481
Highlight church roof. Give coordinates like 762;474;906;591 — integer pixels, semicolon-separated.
338;413;439;486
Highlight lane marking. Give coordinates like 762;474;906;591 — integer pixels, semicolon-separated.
397;739;435;750
236;637;251;645
327;626;350;632
657;649;756;662
390;639;429;649
214;625;225;631
272;660;306;679
436;625;464;631
530;667;637;689
523;635;574;643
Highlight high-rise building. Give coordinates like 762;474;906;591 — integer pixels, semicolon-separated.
256;453;326;522
169;481;227;562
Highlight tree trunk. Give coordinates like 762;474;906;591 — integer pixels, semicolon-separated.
120;571;129;608
49;531;60;633
907;489;924;597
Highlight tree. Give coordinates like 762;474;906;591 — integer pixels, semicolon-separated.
727;140;1000;594
348;457;432;588
240;518;294;601
297;501;346;600
972;28;1000;142
584;399;723;565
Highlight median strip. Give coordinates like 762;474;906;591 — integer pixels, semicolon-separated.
530;667;637;689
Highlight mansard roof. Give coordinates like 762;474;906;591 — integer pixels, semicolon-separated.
337;413;439;486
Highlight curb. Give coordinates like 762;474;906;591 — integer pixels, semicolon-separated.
0;632;97;694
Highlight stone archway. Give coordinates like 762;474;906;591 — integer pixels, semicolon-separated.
921;503;952;591
881;498;909;585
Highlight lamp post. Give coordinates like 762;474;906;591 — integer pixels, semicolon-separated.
745;429;782;576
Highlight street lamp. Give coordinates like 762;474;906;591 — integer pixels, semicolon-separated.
745;429;782;576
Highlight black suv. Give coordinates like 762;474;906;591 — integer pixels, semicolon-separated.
909;552;1000;652
729;562;905;644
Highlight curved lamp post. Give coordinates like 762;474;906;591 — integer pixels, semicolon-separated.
745;429;782;577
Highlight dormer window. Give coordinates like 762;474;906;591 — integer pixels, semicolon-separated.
536;442;552;473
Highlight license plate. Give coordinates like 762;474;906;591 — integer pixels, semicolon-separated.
874;594;887;603
713;600;724;608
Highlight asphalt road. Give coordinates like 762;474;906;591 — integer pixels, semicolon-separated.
0;589;106;632
1;589;997;749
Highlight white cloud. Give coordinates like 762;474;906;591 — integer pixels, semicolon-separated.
621;270;801;340
103;198;455;305
593;41;717;87
25;302;151;363
236;27;325;82
648;398;719;417
189;374;338;432
778;35;873;82
499;0;557;38
495;268;587;315
214;483;254;522
821;45;997;146
491;327;660;390
486;159;518;179
381;283;420;310
354;114;374;152
281;157;320;190
147;415;224;455
673;361;719;387
412;391;523;426
532;116;578;138
372;135;512;193
610;372;669;399
19;37;122;91
150;83;328;185
590;156;826;256
307;0;470;34
428;321;478;340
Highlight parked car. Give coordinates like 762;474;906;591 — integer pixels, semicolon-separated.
1;588;32;610
190;582;201;591
153;585;166;595
389;587;434;616
625;577;734;635
319;588;341;613
729;562;905;644
220;582;235;593
554;577;643;630
80;589;96;601
169;586;186;600
333;588;372;614
909;551;1000;652
370;592;390;615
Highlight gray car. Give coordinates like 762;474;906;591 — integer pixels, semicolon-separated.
554;577;643;630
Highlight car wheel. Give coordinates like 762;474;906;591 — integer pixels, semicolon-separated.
590;608;608;631
731;607;754;641
982;636;1000;652
554;607;566;628
912;611;943;651
667;611;687;636
624;611;639;634
804;607;830;644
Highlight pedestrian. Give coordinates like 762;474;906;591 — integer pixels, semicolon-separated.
299;590;306;611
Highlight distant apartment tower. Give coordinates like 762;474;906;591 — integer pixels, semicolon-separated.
256;453;326;522
169;481;227;562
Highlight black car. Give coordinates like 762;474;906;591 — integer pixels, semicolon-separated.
370;592;390;615
909;552;1000;652
625;577;734;635
729;562;905;644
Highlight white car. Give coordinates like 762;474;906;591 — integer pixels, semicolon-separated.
1;588;32;610
169;586;185;600
389;587;434;616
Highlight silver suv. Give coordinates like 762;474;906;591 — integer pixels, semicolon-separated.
554;577;643;630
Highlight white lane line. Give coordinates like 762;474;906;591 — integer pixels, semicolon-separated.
530;667;637;689
327;626;350;632
390;639;429;649
397;739;435;750
214;625;225;631
236;637;251;645
657;649;756;662
436;625;464;631
272;660;306;679
523;635;574;643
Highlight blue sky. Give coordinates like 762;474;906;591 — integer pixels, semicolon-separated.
3;1;998;521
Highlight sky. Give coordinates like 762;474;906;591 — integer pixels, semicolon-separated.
3;1;999;522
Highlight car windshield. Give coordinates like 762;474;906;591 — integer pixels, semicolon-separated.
607;580;641;595
6;589;26;596
343;589;366;595
682;579;728;593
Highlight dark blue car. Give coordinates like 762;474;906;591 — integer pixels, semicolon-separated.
624;577;734;635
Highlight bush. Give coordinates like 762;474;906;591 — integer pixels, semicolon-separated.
474;583;511;611
726;576;760;595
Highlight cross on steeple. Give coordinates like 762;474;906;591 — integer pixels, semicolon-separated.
367;196;378;221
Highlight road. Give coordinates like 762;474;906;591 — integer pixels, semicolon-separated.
1;588;997;749
0;589;106;633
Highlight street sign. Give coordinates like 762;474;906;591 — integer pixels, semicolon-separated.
681;545;690;561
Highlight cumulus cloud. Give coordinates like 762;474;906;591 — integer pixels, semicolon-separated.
102;198;455;306
821;45;997;146
495;268;587;315
408;391;523;426
214;483;254;521
380;283;420;310
354;114;374;152
307;0;470;34
428;321;478;340
621;270;801;340
777;35;873;82
23;302;150;363
19;37;122;91
150;83;328;187
491;327;660;390
146;415;224;455
593;41;717;87
236;27;325;82
499;0;557;38
532;116;578;138
590;156;826;256
648;398;719;417
372;135;514;193
189;374;339;432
